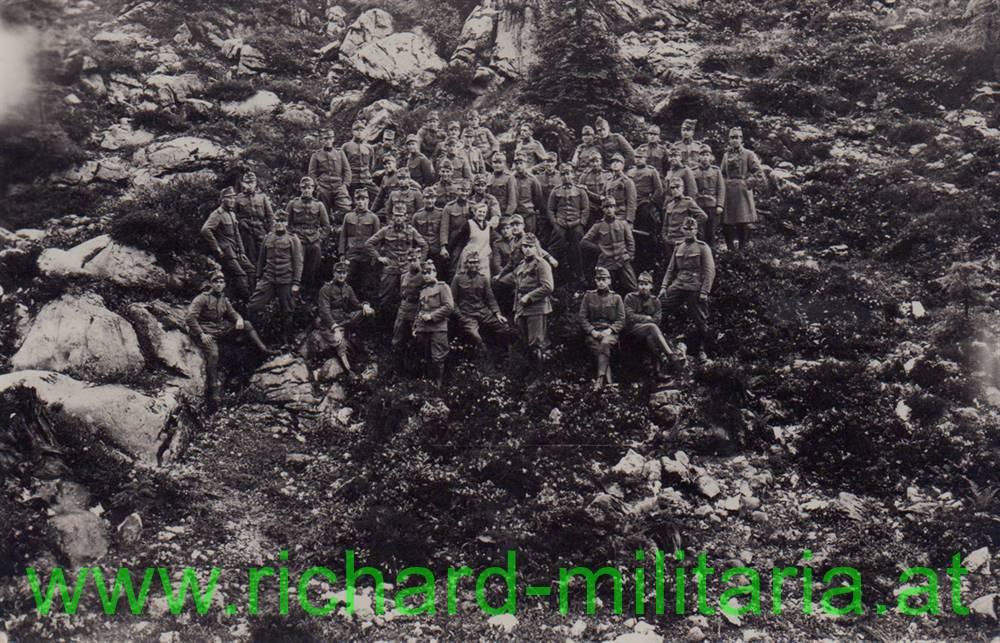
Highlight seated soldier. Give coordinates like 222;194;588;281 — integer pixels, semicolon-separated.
451;251;510;363
187;271;276;407
624;271;677;377
580;266;626;390
302;261;374;377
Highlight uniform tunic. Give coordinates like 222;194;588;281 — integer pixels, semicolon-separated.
721;148;765;225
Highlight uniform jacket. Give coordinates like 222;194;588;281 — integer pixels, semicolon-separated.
201;207;246;257
365;224;428;268
257;231;303;286
491;237;514;276
406;153;435;187
572;143;603;166
498;256;553;318
721;147;765;224
513;172;545;216
467;127;499;157
597;134;635;167
488;171;518;216
628;166;663;204
582;217;636;269
579;167;609;205
548;183;590;229
187;291;239;336
624;292;662;327
636;142;669;175
532;169;562;213
285;197;331;244
416;126;444;159
339;210;381;255
342;140;374;184
603;173;638;222
234;191;274;239
318;281;362;327
664;165;699;199
692;165;726;211
579;290;626;334
414;281;454;333
412;206;444;253
398;267;425;319
440;199;474;248
308;148;351;188
385;184;425;217
661;197;707;245
663;240;716;295
677;139;703;168
515;138;548;166
451;271;502;318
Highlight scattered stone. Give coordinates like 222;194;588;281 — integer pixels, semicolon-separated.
132;136;230;175
685;625;706;642
329;89;365;115
250;355;319;406
145;73;204;104
340;8;395;58
895;400;912;423
316;357;345;382
911;301;926;319
117;512;143;544
99;120;155;150
965;547;991;574
612;449;646;479
50;511;109;566
221;90;282;118
697;475;721;499
486;613;517;633
970;594;997;619
12;293;145;379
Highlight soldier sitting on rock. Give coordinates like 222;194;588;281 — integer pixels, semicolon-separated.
624;271;678;378
302;261;374;379
580;266;626;391
187;271;277;407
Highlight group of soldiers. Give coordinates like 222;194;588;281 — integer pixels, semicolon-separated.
188;109;765;400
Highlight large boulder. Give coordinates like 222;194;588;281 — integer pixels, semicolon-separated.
220;90;282;118
107;73;144;105
619;31;700;82
347;31;445;88
238;44;269;75
132;136;229;175
54;158;131;185
99;120;155;150
451;0;541;79
326;4;349;38
37;234;170;288
249;354;320;409
12;293;145;379
0;370;186;464
328;88;365;115
126;302;205;402
278;103;321;128
358;99;408;140
340;8;395;57
145;73;204;104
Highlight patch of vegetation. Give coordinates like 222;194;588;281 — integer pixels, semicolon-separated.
201;78;258;102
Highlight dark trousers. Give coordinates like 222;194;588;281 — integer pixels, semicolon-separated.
516;314;548;350
219;247;254;300
456;311;509;349
549;224;585;282
723;223;751;252
634;202;659;272
416;330;450;364
247;281;295;339
660;287;709;354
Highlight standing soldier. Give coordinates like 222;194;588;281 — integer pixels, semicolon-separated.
465;110;500;162
430;160;456;206
624;271;676;377
303;260;374;376
233;170;274;268
338;189;381;298
602;153;637;223
384;165;425;218
664;145;699;198
514;122;548;166
413;260;455;388
579;152;608;223
342;120;375;198
533;152;560;246
452;251;509;362
286;176;331;288
366;202;428;310
677;119;702;168
497;233;553;362
628;149;664;271
580;266;626;390
595;116;635;168
248;210;302;346
417;110;444;159
391;248;429;363
372;127;400;185
412;185;447;276
547;162;590;285
488;151;518;219
469;172;503;223
436;137;474;182
308;129;352;225
659;217;715;364
511;155;544;235
201;186;255;300
637;124;669;176
405;134;436;188
572;125;602;167
581;195;638;293
187;272;275;407
660;176;707;268
691;144;726;248
461;128;487;175
439;180;474;271
721;127;765;252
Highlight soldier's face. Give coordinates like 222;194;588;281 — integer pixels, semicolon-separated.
408;254;422;269
473;205;487;222
323;134;335;148
596;125;610;137
466;257;480;272
428;117;440;129
514;159;527;173
522;242;537;259
699;150;712;167
241;177;256;191
611;160;624;172
519;125;531;139
469;114;480;127
301;184;314;198
603;206;616;219
635;154;647;167
211;279;226;293
422;265;437;283
683;225;697;241
596;275;611;290
682;125;695;140
392;212;406;227
407;141;418;153
669;183;683;197
638;281;653;295
274;220;287;233
669;153;682;167
440;167;454;181
355;196;369;210
385;160;397;174
222;195;236;209
511;221;524;236
473;180;487;194
458;186;470;200
582;133;593;144
729;133;743;147
543;159;555;171
352;127;364;140
500;224;512;238
383;132;396;145
492;154;504;168
647;130;660;143
560;169;572;180
334;269;348;284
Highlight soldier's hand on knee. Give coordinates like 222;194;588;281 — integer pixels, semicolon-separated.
235;318;245;330
292;285;300;294
699;293;709;303
200;333;211;345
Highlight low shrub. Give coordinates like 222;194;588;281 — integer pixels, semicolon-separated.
0;124;87;189
0;184;110;230
201;78;258;102
745;79;831;117
131;108;188;133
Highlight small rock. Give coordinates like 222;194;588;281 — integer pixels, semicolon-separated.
895;400;912;422
965;547;991;574
697;475;721;499
970;594;997;619
117;513;143;544
612;449;646;479
685;626;705;642
487;613;517;633
911;301;926;319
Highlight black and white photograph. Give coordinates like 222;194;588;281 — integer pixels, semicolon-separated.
1;0;1000;639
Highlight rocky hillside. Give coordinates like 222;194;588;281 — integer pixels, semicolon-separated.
3;0;1000;640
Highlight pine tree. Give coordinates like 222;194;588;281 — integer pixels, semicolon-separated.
524;0;637;132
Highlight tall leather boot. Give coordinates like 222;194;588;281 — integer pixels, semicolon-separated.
206;366;222;407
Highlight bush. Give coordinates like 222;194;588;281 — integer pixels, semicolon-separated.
201;78;258;102
0;184;111;230
92;42;159;75
0;124;86;190
655;84;760;147
108;176;221;262
433;63;477;98
745;79;831;117
131;109;188;133
249;25;323;76
265;80;326;109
